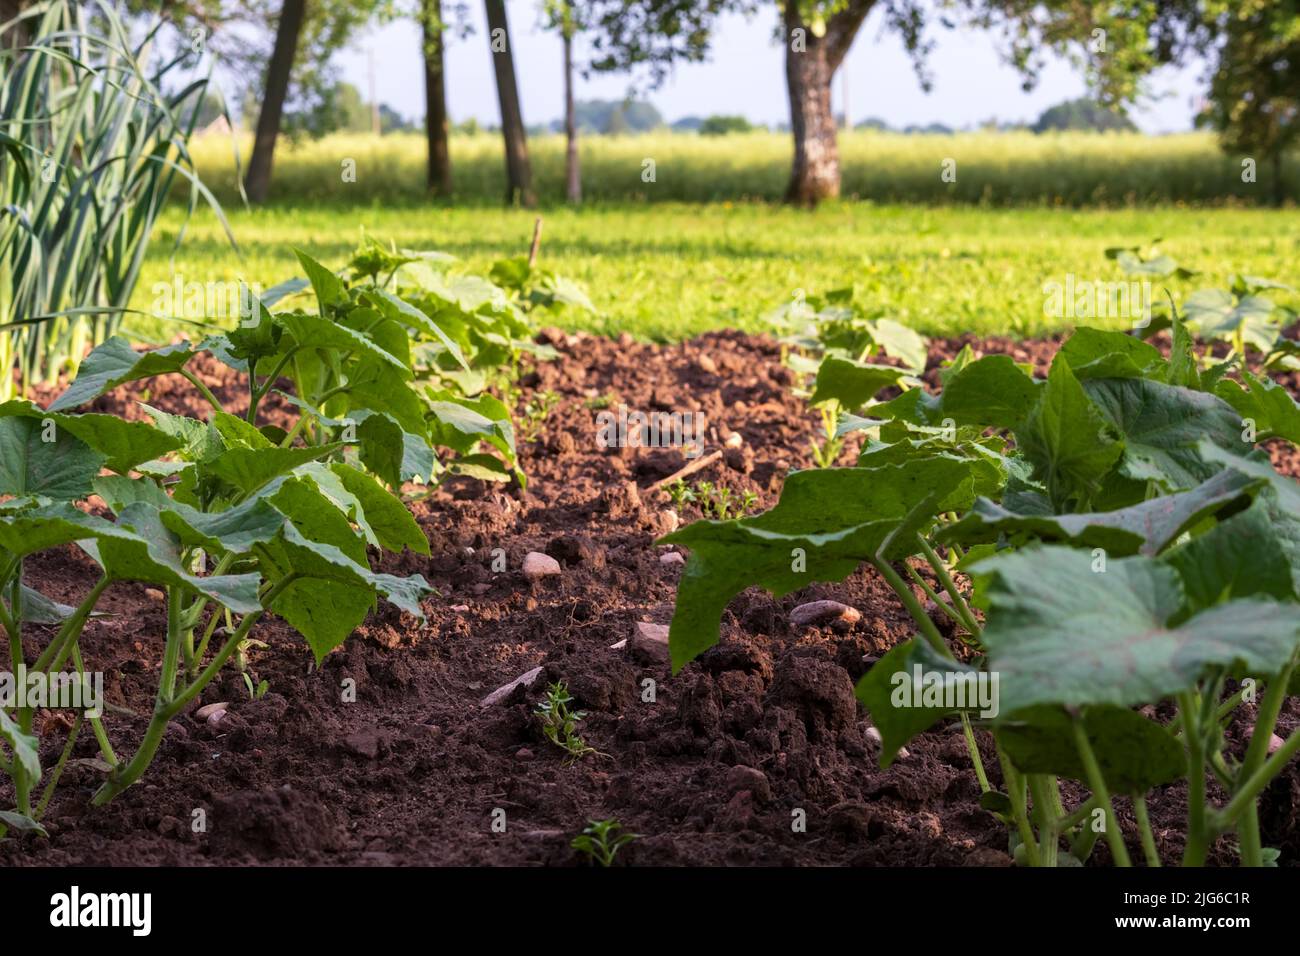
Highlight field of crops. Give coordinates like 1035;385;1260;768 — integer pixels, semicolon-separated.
134;202;1300;343
186;130;1292;207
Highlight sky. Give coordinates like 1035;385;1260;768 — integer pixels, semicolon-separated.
331;2;1206;134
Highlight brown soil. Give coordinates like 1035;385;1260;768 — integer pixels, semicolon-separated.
2;329;1298;867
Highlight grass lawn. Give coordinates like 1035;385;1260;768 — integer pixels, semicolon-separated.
133;202;1300;344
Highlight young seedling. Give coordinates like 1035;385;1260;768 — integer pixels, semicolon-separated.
535;681;601;762
518;389;560;444
571;818;638;867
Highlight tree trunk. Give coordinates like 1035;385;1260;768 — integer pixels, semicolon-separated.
782;0;874;206
244;0;307;205
422;0;452;196
563;19;580;204
484;0;535;207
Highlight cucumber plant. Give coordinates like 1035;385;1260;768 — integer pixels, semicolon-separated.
663;317;1300;866
0;294;438;826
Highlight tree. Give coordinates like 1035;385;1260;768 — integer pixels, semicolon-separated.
421;0;454;196
699;114;753;135
1197;1;1299;207
1032;97;1137;133
556;0;581;203
484;0;534;206
245;0;307;204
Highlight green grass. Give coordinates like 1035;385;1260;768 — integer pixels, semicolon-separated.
183;130;1296;207
133;202;1300;344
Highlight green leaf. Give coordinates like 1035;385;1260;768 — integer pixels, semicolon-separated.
664;457;975;670
294;249;346;312
204;443;342;497
976;545;1300;714
329;463;430;555
854;639;979;767
940;467;1262;557
277;311;410;376
1059;328;1166;381
1184;289;1281;352
942;355;1041;430
0;709;40;785
143;405;225;462
869;318;928;371
995;705;1185;794
0;810;48;836
92;504;262;613
350;410;437;486
0;416;103;501
808;356;909;409
49;338;196;412
1016;359;1122;509
1215;371;1300;444
1163;497;1296;613
370;289;469;371
1082;377;1244;491
0;401;179;474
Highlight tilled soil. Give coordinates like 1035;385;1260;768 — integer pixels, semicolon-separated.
3;329;1299;867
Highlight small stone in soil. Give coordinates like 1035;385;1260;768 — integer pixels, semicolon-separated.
725;765;772;803
789;600;862;628
659;551;685;566
630;621;670;664
195;702;229;721
144;588;165;602
522;551;562;582
479;665;545;708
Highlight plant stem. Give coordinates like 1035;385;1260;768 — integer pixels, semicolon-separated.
998;748;1040;867
868;555;949;658
916;535;982;639
1178;691;1211;866
1217;726;1300;832
71;643;118;766
35;714;82;820
181;369;223;412
1072;717;1131;867
961;714;991;793
1028;774;1059;867
1133;795;1161;867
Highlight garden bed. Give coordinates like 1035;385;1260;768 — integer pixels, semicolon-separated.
3;328;1299;867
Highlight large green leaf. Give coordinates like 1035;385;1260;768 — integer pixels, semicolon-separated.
90;504;262;614
0;401;179;474
276;312;410;376
48;338;196;412
1214;371;1300;444
204;443;342;497
1059;328;1166;381
329;463;430;556
854;639;980;767
1081;377;1245;491
809;356;909;409
1163;497;1296;614
995;705;1185;794
976;545;1300;714
941;354;1041;430
294;249;346;312
664;457;976;670
1015;359;1122;509
1183;289;1280;352
0;416;103;500
940;467;1262;557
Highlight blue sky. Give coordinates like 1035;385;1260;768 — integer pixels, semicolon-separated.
332;2;1204;132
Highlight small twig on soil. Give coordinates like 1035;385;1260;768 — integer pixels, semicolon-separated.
645;432;742;494
528;217;544;268
647;449;723;493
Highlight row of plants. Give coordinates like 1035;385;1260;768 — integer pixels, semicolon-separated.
672;299;1300;866
0;242;585;838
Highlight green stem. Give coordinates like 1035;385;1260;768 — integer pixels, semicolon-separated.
962;713;991;793
916;535;982;639
71;643;118;767
1218;726;1300;832
1179;691;1211;866
32;576;110;675
1133;795;1161;867
998;748;1040;867
181;369;223;413
868;555;950;658
1028;774;1059;867
1072;716;1131;867
35;714;82;820
905;564;964;626
1059;796;1099;833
